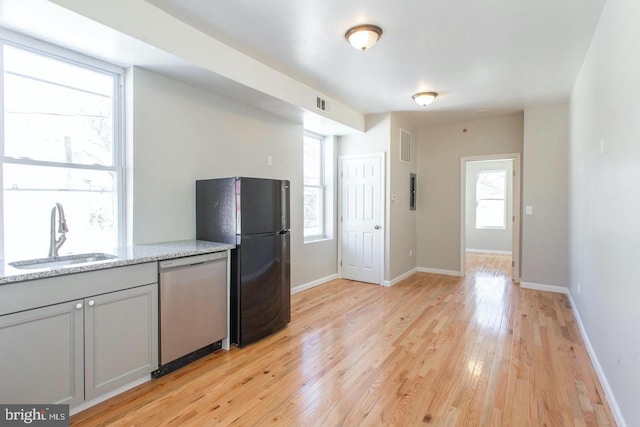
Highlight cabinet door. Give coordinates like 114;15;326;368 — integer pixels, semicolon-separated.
84;284;158;400
0;300;84;406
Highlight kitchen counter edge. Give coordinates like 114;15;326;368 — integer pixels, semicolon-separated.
0;240;235;285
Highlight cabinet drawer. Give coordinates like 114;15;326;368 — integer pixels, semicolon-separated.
0;262;157;316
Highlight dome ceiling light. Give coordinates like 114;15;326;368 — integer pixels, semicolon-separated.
345;24;383;51
412;92;438;107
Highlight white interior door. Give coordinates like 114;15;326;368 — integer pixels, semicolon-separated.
340;153;384;284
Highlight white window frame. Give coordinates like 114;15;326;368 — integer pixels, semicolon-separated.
475;169;507;230
303;131;326;241
0;29;125;259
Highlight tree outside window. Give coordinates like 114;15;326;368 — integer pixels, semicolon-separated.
1;38;124;260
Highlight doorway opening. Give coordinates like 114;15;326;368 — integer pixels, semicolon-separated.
460;154;521;281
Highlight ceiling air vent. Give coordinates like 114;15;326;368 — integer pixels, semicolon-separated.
400;129;411;163
316;96;327;111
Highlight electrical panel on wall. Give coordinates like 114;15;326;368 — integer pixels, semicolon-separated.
410;173;417;210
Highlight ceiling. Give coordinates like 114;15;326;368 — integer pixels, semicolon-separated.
147;0;606;125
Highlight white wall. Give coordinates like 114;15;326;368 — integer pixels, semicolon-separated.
338;113;419;284
416;115;524;274
570;0;640;424
521;104;569;287
389;113;417;281
465;159;513;253
339;113;391;282
128;67;337;288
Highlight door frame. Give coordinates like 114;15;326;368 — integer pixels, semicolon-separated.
338;152;386;285
460;153;521;280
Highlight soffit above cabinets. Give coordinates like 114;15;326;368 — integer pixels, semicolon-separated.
0;0;364;134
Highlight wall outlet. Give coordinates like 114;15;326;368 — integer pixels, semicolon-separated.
266;155;272;166
525;205;533;215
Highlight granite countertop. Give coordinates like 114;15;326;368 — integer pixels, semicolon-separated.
0;240;235;285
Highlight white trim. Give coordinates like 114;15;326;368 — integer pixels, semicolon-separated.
465;249;512;255
303;132;326;241
382;268;416;287
291;274;338;295
416;267;464;277
70;374;150;416
303;236;332;245
460;153;521;281
567;293;628;427
520;281;569;294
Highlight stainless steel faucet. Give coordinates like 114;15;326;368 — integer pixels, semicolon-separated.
48;202;69;257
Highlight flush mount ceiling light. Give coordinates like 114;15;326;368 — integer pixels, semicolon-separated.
345;24;383;51
412;92;438;107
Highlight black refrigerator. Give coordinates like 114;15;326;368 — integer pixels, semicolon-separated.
196;177;291;347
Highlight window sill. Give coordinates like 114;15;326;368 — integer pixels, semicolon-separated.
304;237;332;245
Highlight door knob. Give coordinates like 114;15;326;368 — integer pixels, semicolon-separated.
374;225;381;230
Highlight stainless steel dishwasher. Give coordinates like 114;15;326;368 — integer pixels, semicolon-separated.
154;251;227;377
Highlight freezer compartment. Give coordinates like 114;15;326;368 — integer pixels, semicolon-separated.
231;232;290;347
237;178;290;235
196;178;237;244
196;177;290;245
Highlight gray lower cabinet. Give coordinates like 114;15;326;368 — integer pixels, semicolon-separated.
0;300;84;406
84;284;158;400
0;275;158;407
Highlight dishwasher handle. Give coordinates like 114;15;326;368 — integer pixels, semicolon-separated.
159;251;227;270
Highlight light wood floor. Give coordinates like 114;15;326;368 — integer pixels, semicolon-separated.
71;254;615;426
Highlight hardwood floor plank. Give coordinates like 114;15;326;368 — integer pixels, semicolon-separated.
70;253;616;426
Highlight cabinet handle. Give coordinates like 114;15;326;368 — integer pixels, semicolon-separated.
75;303;83;310
88;300;95;307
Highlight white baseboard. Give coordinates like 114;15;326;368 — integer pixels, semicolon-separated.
416;267;464;277
70;375;150;416
466;249;512;256
568;292;627;427
291;274;338;295
520;281;569;294
382;268;417;287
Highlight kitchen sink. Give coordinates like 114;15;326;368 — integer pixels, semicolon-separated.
9;253;118;270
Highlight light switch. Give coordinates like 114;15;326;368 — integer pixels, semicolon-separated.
525;205;533;215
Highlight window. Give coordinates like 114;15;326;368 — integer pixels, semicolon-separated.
1;32;124;260
475;170;506;229
303;132;325;239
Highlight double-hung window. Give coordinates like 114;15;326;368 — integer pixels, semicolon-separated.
303;132;325;240
1;32;124;260
475;170;506;229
